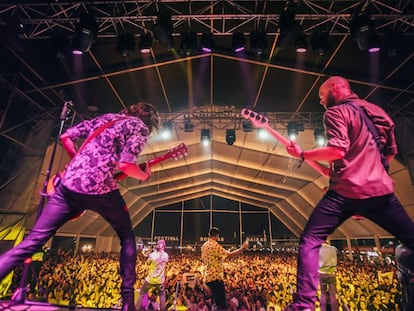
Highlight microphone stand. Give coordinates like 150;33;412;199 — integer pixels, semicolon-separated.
8;101;73;306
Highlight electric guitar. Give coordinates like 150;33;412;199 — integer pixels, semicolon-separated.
113;142;188;181
46;143;188;219
241;109;367;219
241;108;329;177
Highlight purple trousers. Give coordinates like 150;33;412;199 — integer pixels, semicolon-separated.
292;190;414;309
0;184;137;298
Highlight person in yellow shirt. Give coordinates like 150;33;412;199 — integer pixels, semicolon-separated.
267;291;281;311
201;227;248;310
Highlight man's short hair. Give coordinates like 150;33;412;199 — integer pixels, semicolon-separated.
120;102;159;134
208;227;220;237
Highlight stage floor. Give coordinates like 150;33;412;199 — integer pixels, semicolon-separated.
0;301;119;310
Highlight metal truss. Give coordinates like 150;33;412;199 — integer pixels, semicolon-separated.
158;106;325;131
1;0;413;39
75;105;324;132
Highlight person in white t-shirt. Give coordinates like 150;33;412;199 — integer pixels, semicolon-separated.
136;240;169;310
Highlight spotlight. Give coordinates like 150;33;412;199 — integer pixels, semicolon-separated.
258;128;269;139
295;31;308;53
313;128;326;146
287;122;304;141
351;12;381;53
311;30;330;56
200;33;214;53
232;32;246;53
278;23;300;50
152;12;174;50
201;129;211;146
184;118;194;132
71;13;98;54
367;34;381;53
277;4;300;49
117;32;136;57
161;121;173;139
242;121;253;132
225;129;236;146
139;33;153;53
180;32;198;56
250;31;268;56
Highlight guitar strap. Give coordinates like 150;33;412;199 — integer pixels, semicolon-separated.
53;116;128;187
76;116;128;154
346;102;389;172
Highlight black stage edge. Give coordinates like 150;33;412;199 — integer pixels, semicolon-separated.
0;300;120;311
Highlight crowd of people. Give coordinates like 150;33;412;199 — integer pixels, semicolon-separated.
7;247;400;311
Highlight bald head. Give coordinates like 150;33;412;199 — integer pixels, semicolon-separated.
319;76;353;108
321;76;351;90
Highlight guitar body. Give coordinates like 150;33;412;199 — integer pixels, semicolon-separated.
46;143;187;221
46;172;63;196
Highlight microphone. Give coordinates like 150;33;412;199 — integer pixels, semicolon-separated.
60;100;73;120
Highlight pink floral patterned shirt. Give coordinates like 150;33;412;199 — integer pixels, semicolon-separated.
61;113;149;194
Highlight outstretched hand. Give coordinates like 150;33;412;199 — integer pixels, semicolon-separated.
286;141;303;159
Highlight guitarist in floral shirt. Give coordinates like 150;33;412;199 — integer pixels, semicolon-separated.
0;102;159;311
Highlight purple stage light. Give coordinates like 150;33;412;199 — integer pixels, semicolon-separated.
368;47;380;53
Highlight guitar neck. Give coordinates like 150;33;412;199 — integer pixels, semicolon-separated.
263;124;329;177
114;153;172;181
146;154;171;167
263;124;290;147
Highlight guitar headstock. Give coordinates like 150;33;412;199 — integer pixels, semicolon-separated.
168;143;188;159
241;108;269;128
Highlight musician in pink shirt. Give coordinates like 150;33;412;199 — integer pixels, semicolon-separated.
284;76;414;311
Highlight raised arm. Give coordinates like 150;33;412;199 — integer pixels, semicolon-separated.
227;240;249;257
